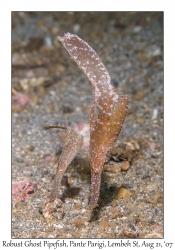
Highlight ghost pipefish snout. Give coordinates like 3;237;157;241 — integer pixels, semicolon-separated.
58;33;129;209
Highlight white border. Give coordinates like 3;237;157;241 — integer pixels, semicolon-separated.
0;0;175;246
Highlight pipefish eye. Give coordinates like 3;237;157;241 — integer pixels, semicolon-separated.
46;33;129;209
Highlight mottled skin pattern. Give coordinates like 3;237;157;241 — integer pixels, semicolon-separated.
44;126;83;202
89;95;129;208
59;33;129;209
